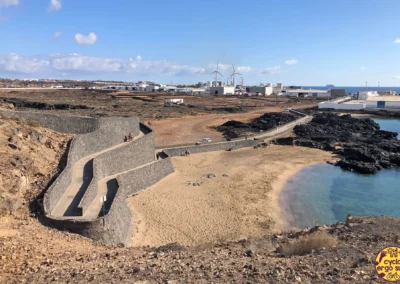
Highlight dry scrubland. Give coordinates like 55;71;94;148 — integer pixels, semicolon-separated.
129;145;335;247
0;89;320;121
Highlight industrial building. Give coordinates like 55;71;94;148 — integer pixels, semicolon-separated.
283;89;330;98
357;91;379;100
366;96;400;109
145;85;160;92
330;89;346;99
210;86;235;95
247;86;273;96
377;90;397;96
318;97;366;110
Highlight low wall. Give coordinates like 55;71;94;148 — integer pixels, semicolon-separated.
0;110;97;134
164;139;258;157
118;157;175;196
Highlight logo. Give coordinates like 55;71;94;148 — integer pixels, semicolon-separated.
375;247;400;282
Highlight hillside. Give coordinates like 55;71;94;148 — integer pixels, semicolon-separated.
0;112;71;216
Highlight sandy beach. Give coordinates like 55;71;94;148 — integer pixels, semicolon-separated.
129;145;336;247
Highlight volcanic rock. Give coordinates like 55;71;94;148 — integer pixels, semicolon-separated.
274;113;400;174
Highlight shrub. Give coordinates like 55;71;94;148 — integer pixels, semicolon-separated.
25;119;41;128
280;231;337;256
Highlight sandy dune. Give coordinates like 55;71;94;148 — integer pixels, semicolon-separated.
129;145;335;247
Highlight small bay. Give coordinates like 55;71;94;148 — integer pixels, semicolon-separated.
281;116;400;228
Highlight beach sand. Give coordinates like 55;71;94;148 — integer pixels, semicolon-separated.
128;145;336;247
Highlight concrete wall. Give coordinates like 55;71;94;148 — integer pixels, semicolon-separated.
0;110;97;134
164;139;258;157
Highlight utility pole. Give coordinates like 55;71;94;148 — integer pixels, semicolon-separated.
365;81;368;91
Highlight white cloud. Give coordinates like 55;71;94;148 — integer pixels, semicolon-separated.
48;0;62;12
0;0;19;7
361;66;367;71
285;59;298;65
0;54;49;73
75;33;97;45
53;31;62;39
394;38;400;44
393;76;400;79
260;65;281;75
0;53;256;79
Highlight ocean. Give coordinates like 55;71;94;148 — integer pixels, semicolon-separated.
303;86;400;94
281;117;400;229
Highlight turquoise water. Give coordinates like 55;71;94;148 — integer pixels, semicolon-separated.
281;117;400;228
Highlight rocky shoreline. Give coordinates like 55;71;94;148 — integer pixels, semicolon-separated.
274;113;400;174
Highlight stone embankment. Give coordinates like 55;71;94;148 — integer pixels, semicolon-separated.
274;113;400;174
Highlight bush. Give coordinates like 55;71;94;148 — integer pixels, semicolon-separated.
25;119;41;128
280;231;337;256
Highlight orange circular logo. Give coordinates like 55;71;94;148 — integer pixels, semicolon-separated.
375;247;400;282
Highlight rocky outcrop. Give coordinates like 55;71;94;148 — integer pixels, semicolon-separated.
216;112;299;139
274;113;400;174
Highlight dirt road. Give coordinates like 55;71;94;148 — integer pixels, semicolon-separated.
151;104;317;146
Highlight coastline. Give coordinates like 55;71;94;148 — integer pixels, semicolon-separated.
270;162;330;232
129;146;335;247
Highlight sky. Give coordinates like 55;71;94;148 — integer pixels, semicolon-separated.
1;0;400;86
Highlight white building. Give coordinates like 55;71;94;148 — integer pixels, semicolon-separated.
366;96;400;109
318;97;366;110
247;86;273;96
145;85;160;92
283;89;330;98
209;86;235;95
377;90;397;96
357;91;379;100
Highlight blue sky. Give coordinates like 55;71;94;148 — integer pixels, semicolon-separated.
1;0;400;86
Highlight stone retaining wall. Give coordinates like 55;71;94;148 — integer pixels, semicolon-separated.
0;110;97;134
44;117;140;214
164;139;258;157
78;131;156;216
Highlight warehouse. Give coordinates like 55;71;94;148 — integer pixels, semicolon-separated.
318;97;366;110
284;88;330;97
366;96;400;109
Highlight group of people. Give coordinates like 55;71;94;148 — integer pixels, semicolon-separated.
184;150;191;156
124;133;134;142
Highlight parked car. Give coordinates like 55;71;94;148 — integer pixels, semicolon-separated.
196;138;212;145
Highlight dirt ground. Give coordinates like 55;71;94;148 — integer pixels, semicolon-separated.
129;145;335;247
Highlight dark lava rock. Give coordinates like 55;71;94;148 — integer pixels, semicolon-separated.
216;113;298;139
273;113;400;174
